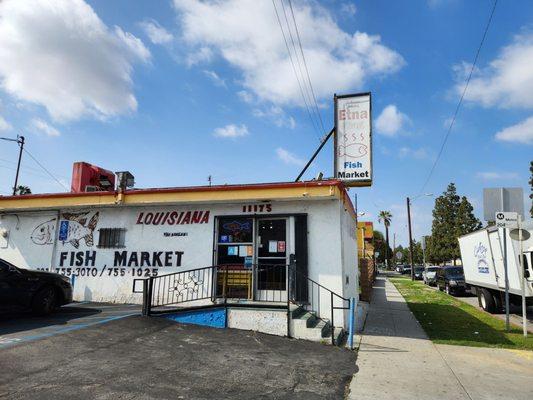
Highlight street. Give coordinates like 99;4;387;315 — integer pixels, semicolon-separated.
453;292;533;333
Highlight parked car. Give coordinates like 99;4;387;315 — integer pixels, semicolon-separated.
401;265;412;275
413;266;424;280
395;265;404;273
423;266;440;286
0;258;73;315
436;266;466;295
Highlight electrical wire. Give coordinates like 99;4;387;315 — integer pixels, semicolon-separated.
287;0;327;139
418;0;498;196
22;148;69;191
271;0;322;140
279;0;321;137
0;156;69;179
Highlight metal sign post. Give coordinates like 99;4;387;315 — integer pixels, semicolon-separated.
495;211;518;332
518;216;527;337
502;227;510;331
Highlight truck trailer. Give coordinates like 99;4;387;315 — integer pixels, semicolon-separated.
458;224;533;313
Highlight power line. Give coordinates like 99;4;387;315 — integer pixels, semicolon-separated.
271;0;322;140
287;0;327;138
279;0;321;137
0;156;69;179
22;148;69;191
418;0;498;196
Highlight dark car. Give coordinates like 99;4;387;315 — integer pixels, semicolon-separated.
436;266;466;295
413;266;424;280
0;258;73;315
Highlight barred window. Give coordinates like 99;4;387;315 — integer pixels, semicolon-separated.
97;228;126;248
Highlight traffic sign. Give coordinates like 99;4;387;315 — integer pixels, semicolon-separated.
396;251;403;260
495;212;518;229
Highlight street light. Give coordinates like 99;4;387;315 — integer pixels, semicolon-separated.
407;193;433;281
0;135;25;195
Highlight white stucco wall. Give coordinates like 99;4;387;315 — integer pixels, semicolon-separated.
0;198;355;313
227;308;287;336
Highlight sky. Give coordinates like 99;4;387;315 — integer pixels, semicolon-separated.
0;0;532;246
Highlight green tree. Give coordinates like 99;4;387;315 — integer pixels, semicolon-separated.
429;183;481;265
14;185;31;195
373;230;392;265
456;196;482;238
378;211;392;268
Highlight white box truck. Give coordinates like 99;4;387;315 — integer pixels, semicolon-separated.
458;224;533;313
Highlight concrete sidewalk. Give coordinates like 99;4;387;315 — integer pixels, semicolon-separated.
348;275;533;400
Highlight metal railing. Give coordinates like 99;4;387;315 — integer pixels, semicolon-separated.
134;263;352;346
288;266;350;345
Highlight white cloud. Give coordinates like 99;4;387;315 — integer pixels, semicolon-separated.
237;90;255;104
340;3;357;17
276;147;304;166
0;0;150;122
476;171;519;180
494;116;533;145
213;124;249;138
253;106;296;129
140;19;173;45
0;115;11;131
375;105;409;136
397;146;429;159
458;31;533;109
30;118;61;137
203;70;226;87
172;0;404;107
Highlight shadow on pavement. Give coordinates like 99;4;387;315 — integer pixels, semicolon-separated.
0;305;102;336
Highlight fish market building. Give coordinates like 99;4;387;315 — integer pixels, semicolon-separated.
0;167;359;341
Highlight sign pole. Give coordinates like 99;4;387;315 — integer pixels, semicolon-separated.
502;227;510;332
518;216;527;337
294;128;334;182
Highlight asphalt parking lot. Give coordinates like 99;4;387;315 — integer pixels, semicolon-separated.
0;302;141;349
0;313;356;399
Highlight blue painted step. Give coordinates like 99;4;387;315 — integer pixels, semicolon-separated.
158;307;226;329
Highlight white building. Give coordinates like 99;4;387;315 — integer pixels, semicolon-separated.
0;179;358;342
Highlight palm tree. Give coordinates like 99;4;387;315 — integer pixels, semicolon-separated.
378;211;392;269
15;185;31;195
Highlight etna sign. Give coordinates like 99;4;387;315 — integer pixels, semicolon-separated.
334;93;372;186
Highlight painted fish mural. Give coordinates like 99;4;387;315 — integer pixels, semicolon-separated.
60;212;100;248
31;219;57;245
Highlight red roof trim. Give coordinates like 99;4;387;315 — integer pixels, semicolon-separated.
0;180;344;201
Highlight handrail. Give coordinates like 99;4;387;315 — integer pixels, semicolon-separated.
135;263;352;346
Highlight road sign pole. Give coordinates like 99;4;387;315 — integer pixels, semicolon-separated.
518;216;527;337
502;227;510;332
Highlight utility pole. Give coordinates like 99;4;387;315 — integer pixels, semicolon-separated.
13;136;25;195
407;197;415;281
0;135;25;195
393;233;396;263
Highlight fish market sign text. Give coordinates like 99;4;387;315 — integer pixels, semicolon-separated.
334;93;372;186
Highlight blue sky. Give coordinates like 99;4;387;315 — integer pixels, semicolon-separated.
0;0;532;246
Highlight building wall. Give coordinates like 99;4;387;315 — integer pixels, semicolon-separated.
0;198;352;307
339;201;358;326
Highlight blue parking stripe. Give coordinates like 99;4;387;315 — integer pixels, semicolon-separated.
0;312;139;349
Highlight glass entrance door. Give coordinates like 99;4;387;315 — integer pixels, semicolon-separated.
255;218;288;302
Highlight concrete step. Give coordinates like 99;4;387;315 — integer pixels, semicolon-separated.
289;306;346;346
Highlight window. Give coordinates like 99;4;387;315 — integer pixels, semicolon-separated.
216;217;253;266
97;228;126;248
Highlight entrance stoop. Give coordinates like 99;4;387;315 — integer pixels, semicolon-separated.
290;307;346;345
135;266;354;347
